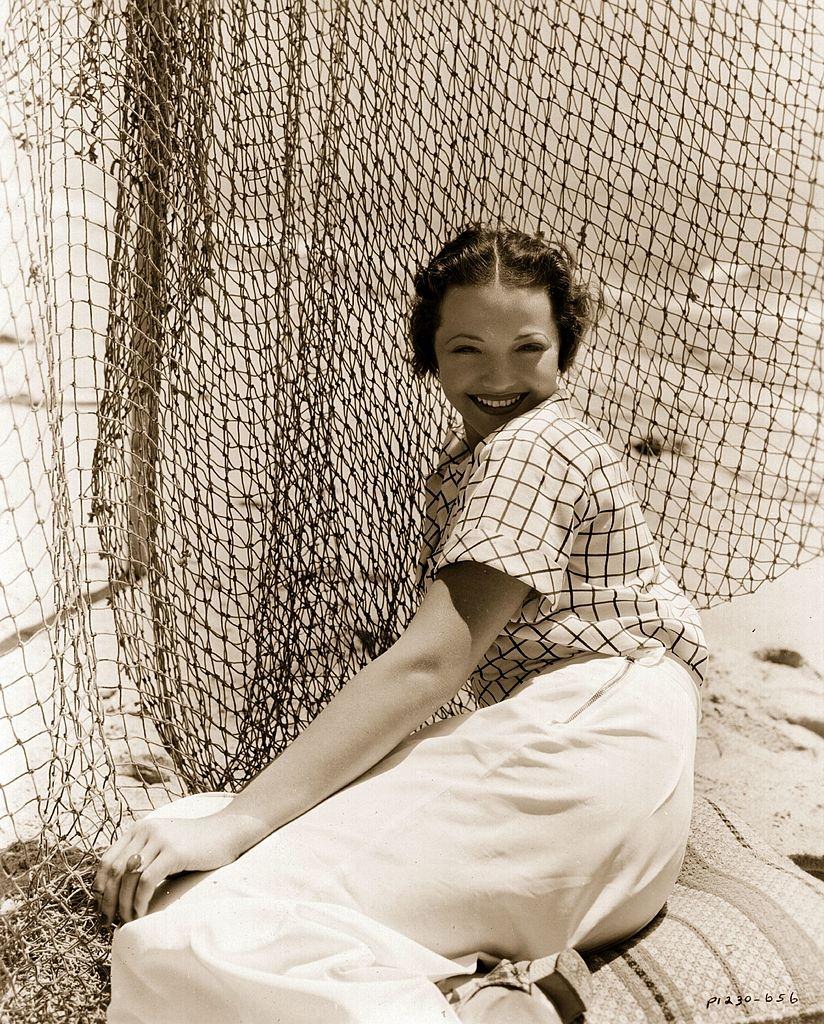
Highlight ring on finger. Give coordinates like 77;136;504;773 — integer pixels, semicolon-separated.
125;853;143;874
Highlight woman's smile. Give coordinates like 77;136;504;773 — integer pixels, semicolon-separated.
469;392;528;414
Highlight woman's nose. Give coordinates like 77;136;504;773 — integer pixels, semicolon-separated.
478;357;518;391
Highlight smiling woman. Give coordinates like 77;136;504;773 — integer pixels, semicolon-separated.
104;225;706;1024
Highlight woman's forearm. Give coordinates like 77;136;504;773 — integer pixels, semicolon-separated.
215;646;461;851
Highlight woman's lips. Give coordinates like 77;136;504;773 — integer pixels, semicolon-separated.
469;393;527;414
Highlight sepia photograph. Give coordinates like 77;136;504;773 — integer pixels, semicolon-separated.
0;1;821;1021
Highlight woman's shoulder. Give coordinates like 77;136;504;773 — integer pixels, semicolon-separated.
478;389;616;477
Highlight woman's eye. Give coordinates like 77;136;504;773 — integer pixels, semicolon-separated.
452;346;477;354
519;344;544;353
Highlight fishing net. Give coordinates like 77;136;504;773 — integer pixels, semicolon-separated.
1;0;821;1018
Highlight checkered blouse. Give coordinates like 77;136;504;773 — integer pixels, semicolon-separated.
415;389;707;704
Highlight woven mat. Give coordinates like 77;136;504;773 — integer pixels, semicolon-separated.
583;796;824;1023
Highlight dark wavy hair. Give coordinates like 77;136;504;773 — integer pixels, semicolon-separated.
409;224;601;378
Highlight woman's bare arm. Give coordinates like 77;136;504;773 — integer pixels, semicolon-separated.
215;560;531;848
96;560;530;922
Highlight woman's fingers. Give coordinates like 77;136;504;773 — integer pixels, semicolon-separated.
93;829;130;909
118;842;160;924
95;815;226;923
98;834;147;926
94;832;132;924
132;850;177;920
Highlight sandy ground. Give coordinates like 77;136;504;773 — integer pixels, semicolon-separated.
696;557;824;862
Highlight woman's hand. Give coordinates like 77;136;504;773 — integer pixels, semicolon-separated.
93;810;263;925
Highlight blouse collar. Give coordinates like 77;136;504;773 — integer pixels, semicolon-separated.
435;387;572;472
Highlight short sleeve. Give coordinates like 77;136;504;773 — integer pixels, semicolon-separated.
432;432;589;603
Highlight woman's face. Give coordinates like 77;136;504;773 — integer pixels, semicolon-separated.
433;282;560;447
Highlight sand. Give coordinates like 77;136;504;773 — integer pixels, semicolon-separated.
696;557;824;863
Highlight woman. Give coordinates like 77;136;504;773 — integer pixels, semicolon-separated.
100;224;705;1024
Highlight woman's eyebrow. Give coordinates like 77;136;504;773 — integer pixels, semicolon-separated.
446;331;549;343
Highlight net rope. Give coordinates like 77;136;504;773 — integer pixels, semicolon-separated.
1;0;821;1018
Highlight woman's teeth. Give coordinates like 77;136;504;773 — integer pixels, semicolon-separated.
472;394;524;411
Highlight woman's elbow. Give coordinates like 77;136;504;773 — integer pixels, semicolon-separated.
381;644;469;711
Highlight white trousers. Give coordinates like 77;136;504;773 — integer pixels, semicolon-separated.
108;653;700;1024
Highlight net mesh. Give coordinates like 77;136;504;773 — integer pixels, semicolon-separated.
1;0;821;1017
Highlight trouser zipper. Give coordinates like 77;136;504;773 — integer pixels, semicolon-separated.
562;659;633;724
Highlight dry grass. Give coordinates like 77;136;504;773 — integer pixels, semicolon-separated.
0;839;111;1024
